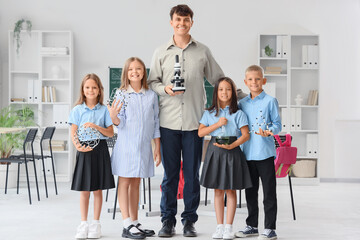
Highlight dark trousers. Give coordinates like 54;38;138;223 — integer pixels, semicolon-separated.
245;157;277;230
160;127;203;225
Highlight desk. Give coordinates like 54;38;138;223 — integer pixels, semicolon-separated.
0;127;26;134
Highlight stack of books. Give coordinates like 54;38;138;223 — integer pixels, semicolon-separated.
42;86;57;102
307;90;319;105
41;47;69;55
265;66;282;74
51;140;66;151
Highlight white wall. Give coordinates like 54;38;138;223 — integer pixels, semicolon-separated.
0;0;359;179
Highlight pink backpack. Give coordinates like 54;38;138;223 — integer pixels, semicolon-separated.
274;134;297;178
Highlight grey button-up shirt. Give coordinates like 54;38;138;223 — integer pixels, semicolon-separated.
148;37;224;131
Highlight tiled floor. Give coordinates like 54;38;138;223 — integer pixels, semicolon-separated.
1;175;360;240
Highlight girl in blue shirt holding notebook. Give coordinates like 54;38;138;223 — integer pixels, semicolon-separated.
198;77;252;240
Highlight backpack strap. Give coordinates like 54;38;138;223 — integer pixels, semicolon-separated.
283;134;292;147
274;135;284;147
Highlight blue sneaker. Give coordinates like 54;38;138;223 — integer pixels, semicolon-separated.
258;229;277;239
235;226;259;238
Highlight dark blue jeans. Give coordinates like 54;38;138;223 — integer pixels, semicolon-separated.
160;127;203;225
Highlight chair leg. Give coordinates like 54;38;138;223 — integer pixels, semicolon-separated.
205;188;208;206
105;189;109;202
238;189;242;208
41;157;48;198
113;177;119;220
143;178;146;204
50;156;58;195
24;161;32;205
148;178;151;212
288;175;296;220
17;163;20;194
5;163;9;194
32;160;40;201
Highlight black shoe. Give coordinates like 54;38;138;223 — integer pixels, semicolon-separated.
158;219;175;237
135;223;155;237
183;220;197;237
122;225;146;239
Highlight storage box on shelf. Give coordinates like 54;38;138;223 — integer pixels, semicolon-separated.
259;34;319;185
8;30;73;182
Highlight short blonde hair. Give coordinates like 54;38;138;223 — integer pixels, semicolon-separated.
245;65;264;78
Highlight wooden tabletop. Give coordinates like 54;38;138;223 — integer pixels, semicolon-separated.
0;127;26;134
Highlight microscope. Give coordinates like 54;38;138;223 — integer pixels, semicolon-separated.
171;55;186;92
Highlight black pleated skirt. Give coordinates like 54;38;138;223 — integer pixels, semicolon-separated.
71;140;115;191
200;137;253;190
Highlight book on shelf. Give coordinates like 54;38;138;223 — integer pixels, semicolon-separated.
50;140;66;151
265;66;282;74
307;90;319;105
42;86;57;102
10;98;25;102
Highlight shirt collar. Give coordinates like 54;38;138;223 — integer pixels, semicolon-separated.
246;90;266;101
126;85;146;95
83;102;101;110
166;36;197;50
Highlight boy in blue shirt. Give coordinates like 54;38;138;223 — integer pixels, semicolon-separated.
236;65;281;240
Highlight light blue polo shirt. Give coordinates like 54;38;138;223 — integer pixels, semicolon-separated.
199;106;248;137
238;91;282;161
68;102;113;140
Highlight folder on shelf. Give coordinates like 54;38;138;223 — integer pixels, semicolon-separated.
51;87;57;102
27;79;34;103
295;108;302;130
313;45;319;68
276;35;282;58
306;134;318;157
33;80;41;103
282;35;289;58
53;104;70;127
307;45;315;68
302;45;308;68
290;108;296;131
281;108;288;132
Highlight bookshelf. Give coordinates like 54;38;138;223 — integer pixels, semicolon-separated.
259;34;320;185
8;30;73;182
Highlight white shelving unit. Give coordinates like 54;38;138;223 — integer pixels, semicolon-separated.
8;30;73;182
259;34;320;185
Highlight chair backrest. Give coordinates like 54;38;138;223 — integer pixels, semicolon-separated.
41;127;56;141
24;128;38;145
274;135;290;149
106;133;117;149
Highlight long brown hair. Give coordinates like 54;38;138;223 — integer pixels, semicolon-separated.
120;57;148;90
207;77;238;116
75;73;104;106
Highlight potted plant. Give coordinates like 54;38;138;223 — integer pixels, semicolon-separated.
265;45;274;57
13;19;32;55
0;106;36;188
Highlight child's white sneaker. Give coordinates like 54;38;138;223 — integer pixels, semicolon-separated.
75;222;88;239
88;222;102;239
212;224;224;239
223;225;235;240
258;229;277;239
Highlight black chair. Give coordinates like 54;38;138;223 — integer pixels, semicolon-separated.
274;135;296;220
0;128;38;204
12;127;57;198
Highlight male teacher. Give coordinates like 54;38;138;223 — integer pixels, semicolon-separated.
148;4;224;238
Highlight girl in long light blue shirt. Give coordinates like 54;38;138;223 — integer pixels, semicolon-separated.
108;57;161;239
